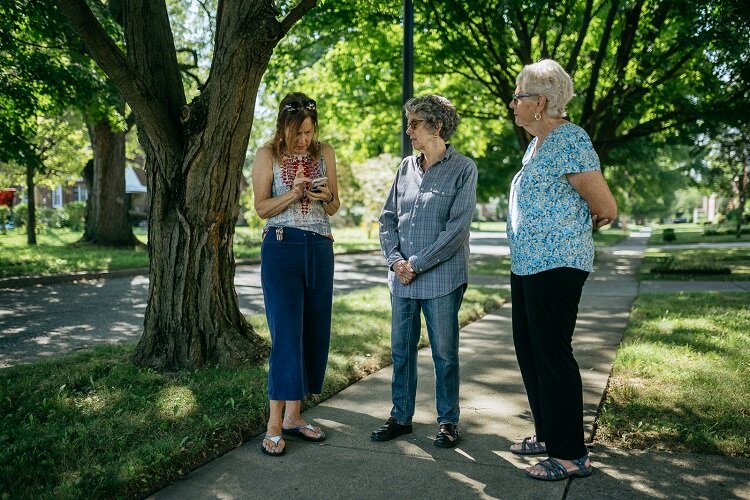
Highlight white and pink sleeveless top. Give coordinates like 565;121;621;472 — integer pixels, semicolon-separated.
265;152;332;238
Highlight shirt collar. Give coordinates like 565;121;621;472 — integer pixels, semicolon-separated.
415;144;455;169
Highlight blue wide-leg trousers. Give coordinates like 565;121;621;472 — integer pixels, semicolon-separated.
261;227;334;401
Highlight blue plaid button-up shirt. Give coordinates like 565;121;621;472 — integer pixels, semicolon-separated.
379;145;478;299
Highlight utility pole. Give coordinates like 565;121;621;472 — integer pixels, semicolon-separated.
401;0;414;158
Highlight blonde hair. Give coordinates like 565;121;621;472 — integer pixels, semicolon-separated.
516;59;574;118
268;92;320;161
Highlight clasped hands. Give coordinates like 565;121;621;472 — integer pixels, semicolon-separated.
394;259;416;285
292;167;332;203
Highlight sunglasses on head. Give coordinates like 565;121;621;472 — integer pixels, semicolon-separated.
282;98;317;113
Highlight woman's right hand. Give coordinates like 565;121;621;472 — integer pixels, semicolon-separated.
292;166;310;199
394;259;416;285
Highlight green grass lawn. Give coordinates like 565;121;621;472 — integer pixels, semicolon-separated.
639;247;750;281
650;223;750;245
593;228;628;246
0;226;380;279
0;284;508;499
595;292;750;457
470;221;506;232
0;228;150;279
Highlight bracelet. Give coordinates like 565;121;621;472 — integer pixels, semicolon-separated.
324;193;334;204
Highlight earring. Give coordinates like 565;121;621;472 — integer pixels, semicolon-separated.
534;113;541;121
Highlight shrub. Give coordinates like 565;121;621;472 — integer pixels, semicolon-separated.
63;201;86;230
662;228;676;242
703;224;750;236
0;205;9;232
12;203;27;228
37;207;57;229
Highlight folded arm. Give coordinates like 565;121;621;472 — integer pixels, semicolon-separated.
566;170;617;229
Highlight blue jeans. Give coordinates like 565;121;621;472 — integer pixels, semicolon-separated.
389;285;466;425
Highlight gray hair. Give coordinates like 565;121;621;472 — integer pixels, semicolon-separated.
403;95;460;141
516;59;574;118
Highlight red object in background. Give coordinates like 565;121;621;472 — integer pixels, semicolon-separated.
0;188;16;207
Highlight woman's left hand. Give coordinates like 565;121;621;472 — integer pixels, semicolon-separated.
591;214;612;229
306;184;333;204
394;259;416;285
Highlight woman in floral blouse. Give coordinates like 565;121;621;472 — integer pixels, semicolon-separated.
506;60;617;481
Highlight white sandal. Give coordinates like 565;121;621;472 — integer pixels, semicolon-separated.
260;435;286;456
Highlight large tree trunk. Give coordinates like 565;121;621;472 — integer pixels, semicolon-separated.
25;162;36;245
135;143;268;368
56;0;316;370
81;117;137;246
132;13;279;369
125;1;279;369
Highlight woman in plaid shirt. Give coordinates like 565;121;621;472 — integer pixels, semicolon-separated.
372;95;478;448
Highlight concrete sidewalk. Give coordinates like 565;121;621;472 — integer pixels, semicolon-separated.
150;232;750;500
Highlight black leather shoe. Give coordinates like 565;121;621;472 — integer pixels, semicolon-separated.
371;417;413;442
434;423;460;448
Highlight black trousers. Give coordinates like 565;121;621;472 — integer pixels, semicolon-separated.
511;267;589;460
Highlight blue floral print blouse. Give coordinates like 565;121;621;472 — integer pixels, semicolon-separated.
507;122;600;276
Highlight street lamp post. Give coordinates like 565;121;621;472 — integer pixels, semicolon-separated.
401;0;413;159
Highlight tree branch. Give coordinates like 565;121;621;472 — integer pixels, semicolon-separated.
565;0;596;75
581;0;619;126
425;2;502;93
281;0;318;35
55;0;182;160
511;7;533;63
550;0;575;61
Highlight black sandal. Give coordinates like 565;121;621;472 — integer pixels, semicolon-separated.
434;423;460;448
510;436;547;455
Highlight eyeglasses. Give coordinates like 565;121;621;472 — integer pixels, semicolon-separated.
511;93;540;104
406;119;424;131
282;99;317;113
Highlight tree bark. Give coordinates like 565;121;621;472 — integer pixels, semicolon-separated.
56;0;316;369
81;117;137;246
25;162;36;245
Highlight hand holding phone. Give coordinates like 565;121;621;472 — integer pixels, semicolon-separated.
309;177;328;192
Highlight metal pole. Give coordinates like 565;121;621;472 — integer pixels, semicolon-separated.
401;0;414;158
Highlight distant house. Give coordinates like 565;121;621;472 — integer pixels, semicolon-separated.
32;181;89;209
7;165;150;225
126;166;149;226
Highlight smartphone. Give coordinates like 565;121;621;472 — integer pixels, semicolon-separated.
310;177;328;192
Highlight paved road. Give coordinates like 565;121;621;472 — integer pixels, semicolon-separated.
3;230;748;369
0;232;511;368
0;252;391;368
